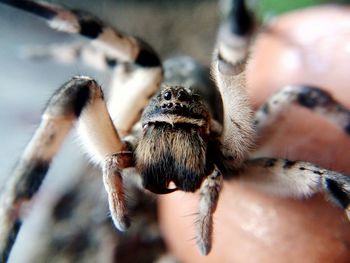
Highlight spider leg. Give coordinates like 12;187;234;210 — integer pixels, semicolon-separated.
212;0;256;168
0;77;132;261
0;0;163;135
108;62;163;137
103;155;129;232
254;85;350;135
196;165;223;256
0;0;160;66
238;158;350;219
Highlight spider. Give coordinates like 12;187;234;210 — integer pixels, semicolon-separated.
1;0;350;261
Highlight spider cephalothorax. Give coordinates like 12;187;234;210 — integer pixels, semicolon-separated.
136;85;213;194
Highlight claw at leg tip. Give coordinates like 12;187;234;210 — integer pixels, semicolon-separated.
113;215;131;232
197;239;211;256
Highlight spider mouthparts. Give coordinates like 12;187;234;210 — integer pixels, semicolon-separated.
146;185;178;195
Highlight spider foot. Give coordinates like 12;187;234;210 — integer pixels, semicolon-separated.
195;166;222;255
196;215;213;256
103;154;133;231
110;201;131;232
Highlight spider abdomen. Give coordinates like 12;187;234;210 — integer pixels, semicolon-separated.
136;124;208;194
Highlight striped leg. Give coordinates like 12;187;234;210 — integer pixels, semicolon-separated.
238;158;350;219
254;85;350;135
0;0;160;66
0;0;163;135
0;77;132;262
211;0;256;170
196;166;223;256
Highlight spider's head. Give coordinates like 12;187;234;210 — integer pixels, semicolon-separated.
141;85;211;132
137;85;212;195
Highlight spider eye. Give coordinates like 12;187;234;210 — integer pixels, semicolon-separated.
177;90;188;101
163;91;172;100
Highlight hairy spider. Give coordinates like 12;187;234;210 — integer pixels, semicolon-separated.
1;0;350;261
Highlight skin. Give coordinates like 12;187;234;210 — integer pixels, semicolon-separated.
158;6;350;263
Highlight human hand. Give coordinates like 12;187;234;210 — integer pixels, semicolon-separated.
158;6;350;263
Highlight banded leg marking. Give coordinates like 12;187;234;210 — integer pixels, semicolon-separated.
0;0;164;135
0;77;128;261
0;77;94;262
0;0;161;67
239;158;350;219
212;0;256;168
254;85;350;135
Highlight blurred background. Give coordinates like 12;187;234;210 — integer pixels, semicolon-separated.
1;0;350;262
